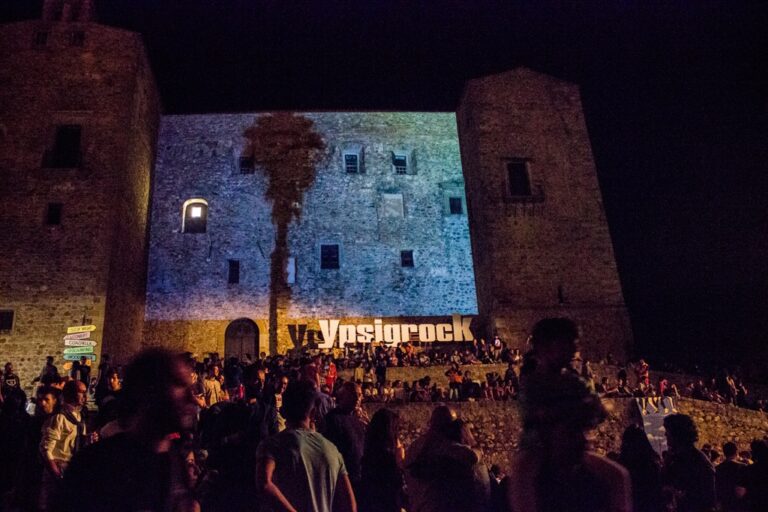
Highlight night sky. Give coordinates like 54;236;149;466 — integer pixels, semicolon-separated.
3;1;768;368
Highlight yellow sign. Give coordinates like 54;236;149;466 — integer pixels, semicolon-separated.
67;324;97;334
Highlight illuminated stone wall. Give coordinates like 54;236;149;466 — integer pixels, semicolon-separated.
145;112;478;354
0;18;159;380
456;68;632;360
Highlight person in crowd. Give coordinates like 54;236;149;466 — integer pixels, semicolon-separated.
435;419;490;512
661;413;716;512
404;405;457;512
618;424;663;512
0;379;31;507
34;355;60;386
743;439;768;512
95;367;122;430
62;348;200;512
93;354;112;397
509;317;632;512
358;408;406;512
325;357;338;391
11;385;60;511
39;379;89;511
255;380;357;512
716;441;747;512
223;356;244;400
321;381;367;492
204;364;227;407
2;361;21;400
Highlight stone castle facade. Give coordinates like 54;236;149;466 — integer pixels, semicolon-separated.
1;1;631;378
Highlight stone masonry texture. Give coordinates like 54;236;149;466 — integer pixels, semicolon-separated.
0;15;160;382
144;112;477;354
2;5;632;372
456;68;633;361
362;398;768;475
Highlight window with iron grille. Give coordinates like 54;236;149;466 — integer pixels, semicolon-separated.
393;153;408;174
239;156;255;174
344;154;359;173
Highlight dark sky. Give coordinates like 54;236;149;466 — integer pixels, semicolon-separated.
3;1;768;367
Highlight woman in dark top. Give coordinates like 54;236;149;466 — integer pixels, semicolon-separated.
359;408;406;512
618;425;663;512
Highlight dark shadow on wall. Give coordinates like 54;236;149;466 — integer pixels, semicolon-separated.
244;113;325;354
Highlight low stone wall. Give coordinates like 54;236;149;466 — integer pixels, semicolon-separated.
361;397;768;473
676;399;768;451
339;363;509;385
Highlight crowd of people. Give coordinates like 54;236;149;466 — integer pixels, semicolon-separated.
0;320;766;511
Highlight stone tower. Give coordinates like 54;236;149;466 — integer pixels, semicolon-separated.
0;0;160;379
456;68;632;360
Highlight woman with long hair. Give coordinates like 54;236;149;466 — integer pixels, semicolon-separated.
618;424;663;512
359;408;406;512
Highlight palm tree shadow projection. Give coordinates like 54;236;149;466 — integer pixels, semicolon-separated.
245;113;325;354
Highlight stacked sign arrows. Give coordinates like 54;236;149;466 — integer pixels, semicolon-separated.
63;325;97;361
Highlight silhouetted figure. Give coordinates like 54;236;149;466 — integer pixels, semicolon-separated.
618;425;663;512
358;408;406;512
509;318;632;512
716;441;746;512
661;413;716;512
743;439;768;512
321;381;367;491
404;405;458;512
62;348;199;512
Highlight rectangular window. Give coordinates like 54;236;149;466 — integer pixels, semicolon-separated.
44;125;82;168
507;161;532;196
228;260;240;284
46;203;63;225
69;31;85;47
449;197;463;215
34;31;49;47
393;154;408;174
344;154;359;173
320;244;340;269
401;250;414;268
239;156;254;174
0;310;13;331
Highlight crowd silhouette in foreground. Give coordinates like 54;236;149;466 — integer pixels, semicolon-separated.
0;318;767;512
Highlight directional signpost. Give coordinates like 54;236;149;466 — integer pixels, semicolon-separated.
67;325;96;334
63;332;91;341
64;354;96;361
64;339;97;347
63;346;96;355
64;325;98;364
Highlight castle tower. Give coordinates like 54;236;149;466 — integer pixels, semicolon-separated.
457;68;632;360
0;1;160;379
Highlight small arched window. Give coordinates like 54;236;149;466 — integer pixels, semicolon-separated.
182;198;208;234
